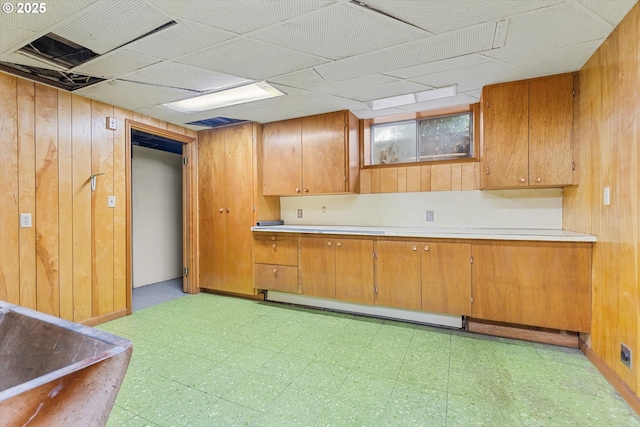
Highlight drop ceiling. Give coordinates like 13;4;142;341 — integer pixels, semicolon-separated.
0;0;635;129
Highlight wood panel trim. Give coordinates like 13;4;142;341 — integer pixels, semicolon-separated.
79;308;127;327
580;339;640;416
468;319;579;348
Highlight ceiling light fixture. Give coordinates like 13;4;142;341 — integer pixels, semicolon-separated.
165;81;285;113
367;85;457;110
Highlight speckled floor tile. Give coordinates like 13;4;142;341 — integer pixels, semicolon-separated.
102;294;640;427
259;352;310;381
223;372;290;411
186;399;259;427
137;383;217;427
188;363;252;397
380;381;447;427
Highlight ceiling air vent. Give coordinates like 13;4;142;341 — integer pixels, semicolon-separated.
186;117;251;128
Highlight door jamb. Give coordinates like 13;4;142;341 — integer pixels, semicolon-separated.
125;120;198;315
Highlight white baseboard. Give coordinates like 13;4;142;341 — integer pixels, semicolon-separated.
265;291;463;329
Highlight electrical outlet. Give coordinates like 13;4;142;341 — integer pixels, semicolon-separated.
108;196;116;208
426;210;434;222
297;209;303;218
621;343;632;369
20;213;32;228
604;187;610;206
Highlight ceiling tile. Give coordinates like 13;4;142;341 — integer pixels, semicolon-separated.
396;93;478;113
124;22;235;60
250;3;430;60
313;22;496;83
148;0;334;34
484;2;613;61
579;0;637;25
320;78;432;102
409;60;536;93
178;38;328;81
268;69;329;90
384;55;491;79
357;0;563;34
0;26;36;56
71;50;160;79
121;62;251;92
504;40;601;76
75;79;192;110
0;0;98;32
54;0;173;54
1;52;66;71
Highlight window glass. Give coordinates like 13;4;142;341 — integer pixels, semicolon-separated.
419;112;472;161
371;121;416;165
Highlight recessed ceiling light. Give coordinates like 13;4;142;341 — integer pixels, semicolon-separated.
367;85;457;110
164;81;285;113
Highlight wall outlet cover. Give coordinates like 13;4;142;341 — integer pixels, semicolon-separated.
621;343;632;369
20;213;32;228
297;209;303;218
426;210;435;222
108;196;116;208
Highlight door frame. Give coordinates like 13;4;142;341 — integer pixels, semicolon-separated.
125;120;198;314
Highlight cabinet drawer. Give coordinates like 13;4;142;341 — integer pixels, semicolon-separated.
254;264;299;293
253;235;298;266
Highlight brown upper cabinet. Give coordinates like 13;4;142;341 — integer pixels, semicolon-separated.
481;73;575;189
262;110;360;196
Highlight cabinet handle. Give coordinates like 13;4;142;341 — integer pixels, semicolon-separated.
327;241;332;246
303;187;309;193
272;243;277;249
273;268;277;274
412;246;417;251
534;177;541;183
337;242;342;247
219;208;223;213
227;208;230;213
519;178;526;183
424;245;430;251
296;188;301;193
271;236;276;241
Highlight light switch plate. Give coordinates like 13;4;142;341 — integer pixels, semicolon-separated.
106;117;117;131
108;196;116;208
604;187;610;205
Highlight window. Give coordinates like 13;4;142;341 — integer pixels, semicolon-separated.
370;111;473;165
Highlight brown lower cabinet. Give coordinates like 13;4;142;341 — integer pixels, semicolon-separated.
253;233;592;332
471;241;591;332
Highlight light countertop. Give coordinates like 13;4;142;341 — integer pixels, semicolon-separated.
251;225;597;242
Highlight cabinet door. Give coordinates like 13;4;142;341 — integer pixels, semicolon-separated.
335;239;374;304
302;111;346;194
375;240;421;310
263;118;302;195
529;74;574;186
482;81;529;188
224;124;255;295
299;237;336;298
421;242;471;315
253;234;298;266
471;241;591;332
254;264;299;293
198;129;227;291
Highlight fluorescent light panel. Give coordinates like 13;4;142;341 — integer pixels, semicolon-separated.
165;81;284;113
368;85;457;110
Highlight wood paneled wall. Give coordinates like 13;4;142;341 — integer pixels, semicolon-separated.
563;3;640;403
0;72;195;323
360;162;479;194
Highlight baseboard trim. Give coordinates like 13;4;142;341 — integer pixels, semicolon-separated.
265;291;463;328
467;319;579;348
580;339;640;416
80;309;127;327
200;288;265;301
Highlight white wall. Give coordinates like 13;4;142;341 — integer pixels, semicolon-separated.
132;146;183;288
280;188;563;229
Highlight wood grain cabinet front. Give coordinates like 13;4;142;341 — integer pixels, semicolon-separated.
421;242;472;316
481;73;575;189
262;110;359;196
253;234;298;266
254;264;299;293
471;241;591;332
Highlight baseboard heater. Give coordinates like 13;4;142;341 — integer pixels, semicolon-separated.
264;291;463;329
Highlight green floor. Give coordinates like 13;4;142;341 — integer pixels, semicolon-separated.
99;293;640;427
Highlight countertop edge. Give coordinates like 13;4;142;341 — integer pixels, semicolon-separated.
251;225;597;242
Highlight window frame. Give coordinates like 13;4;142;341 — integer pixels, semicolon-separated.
361;104;480;169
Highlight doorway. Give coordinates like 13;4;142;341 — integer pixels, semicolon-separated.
125;121;197;314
